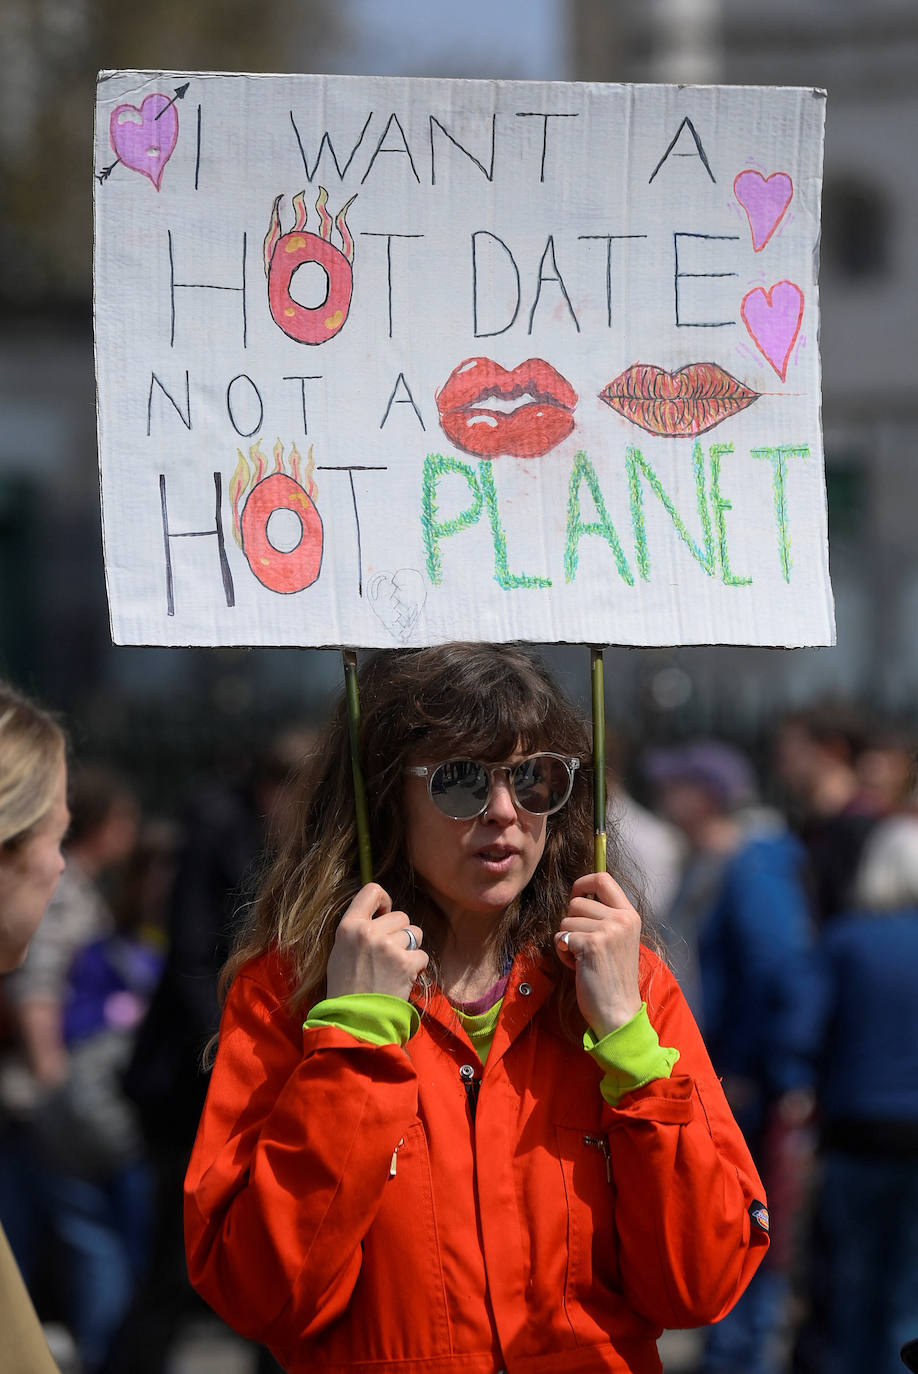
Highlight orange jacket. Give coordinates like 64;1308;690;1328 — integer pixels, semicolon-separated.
185;946;767;1374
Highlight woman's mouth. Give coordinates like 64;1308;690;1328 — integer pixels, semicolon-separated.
474;845;519;871
599;362;759;437
436;357;578;459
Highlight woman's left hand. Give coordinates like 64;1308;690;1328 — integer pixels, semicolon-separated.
554;872;643;1038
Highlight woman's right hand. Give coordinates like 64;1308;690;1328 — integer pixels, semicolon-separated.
325;883;428;1001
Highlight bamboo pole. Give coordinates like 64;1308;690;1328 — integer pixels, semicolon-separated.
342;648;373;885
590;646;607;873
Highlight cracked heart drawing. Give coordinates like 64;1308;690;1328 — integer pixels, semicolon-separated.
367;570;426;642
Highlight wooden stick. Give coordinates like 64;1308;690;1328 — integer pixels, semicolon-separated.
591;646;607;873
342;648;373;885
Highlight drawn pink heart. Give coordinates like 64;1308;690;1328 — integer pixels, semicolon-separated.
734;170;793;252
110;94;178;190
741;281;804;382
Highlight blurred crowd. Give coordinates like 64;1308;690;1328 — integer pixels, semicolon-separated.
625;707;918;1374
1;700;917;1374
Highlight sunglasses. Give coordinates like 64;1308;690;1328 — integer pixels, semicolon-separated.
405;753;580;821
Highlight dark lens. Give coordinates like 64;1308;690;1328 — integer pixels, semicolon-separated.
430;760;489;819
512;755;572;815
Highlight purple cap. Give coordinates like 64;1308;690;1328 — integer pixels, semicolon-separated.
643;740;756;810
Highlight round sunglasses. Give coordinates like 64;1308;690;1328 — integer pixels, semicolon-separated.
405;753;580;821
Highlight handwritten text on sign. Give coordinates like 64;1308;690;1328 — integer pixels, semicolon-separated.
94;73;832;647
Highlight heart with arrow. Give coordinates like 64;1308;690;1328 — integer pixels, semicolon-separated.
99;83;189;188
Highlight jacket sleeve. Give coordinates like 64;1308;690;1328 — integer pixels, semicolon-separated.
184;961;420;1345
603;950;769;1330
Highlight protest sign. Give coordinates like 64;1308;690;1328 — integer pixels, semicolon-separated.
94;72;832;648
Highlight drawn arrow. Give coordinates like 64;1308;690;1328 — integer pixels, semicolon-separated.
154;83;190;120
97;84;188;186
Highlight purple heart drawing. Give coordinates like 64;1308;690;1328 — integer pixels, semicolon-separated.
734;170;794;252
110;94;179;190
741;281;804;382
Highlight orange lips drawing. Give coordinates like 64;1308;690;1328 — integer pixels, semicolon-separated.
599;363;759;438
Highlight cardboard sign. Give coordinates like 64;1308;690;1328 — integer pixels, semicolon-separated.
94;72;832;648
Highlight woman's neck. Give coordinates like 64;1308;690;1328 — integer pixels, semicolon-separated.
438;952;505;1005
432;909;506;1004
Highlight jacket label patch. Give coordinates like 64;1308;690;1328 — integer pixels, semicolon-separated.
749;1200;770;1233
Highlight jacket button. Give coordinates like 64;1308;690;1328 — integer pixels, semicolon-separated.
459;1063;476;1081
519;982;532;996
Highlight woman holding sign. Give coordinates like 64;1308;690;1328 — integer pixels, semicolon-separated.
185;643;768;1374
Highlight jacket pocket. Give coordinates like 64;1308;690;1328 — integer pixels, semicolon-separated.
343;1120;452;1359
556;1125;622;1342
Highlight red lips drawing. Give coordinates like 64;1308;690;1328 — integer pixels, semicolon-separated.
599;363;759;438
436;358;578;459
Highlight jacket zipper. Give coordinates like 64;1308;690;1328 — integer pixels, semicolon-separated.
389;1137;405;1177
459;1063;481;1123
583;1133;612;1183
463;1077;481;1121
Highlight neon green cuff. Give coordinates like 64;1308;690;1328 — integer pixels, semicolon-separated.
584;1003;680;1107
305;993;420;1047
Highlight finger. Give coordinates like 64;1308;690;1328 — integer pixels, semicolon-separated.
361;910;413;941
563;900;616;926
559;900;641;948
553;929;578;970
565;896;639;927
570;872;633;907
557;925;609;955
338;883;393;926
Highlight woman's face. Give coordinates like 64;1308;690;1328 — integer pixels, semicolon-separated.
0;757;69;972
403;748;547;931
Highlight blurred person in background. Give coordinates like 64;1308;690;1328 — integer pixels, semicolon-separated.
606;730;685;924
792;814;918;1374
647;739;815;1374
1;764;139;1373
112;727;313;1374
0;682;69;1373
774;706;879;924
853;727;916;817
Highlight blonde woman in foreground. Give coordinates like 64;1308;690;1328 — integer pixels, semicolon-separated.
0;682;69;1373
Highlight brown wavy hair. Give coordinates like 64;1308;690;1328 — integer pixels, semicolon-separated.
221;642;646;1013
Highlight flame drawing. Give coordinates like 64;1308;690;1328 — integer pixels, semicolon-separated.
230;440;323;595
263;188;358;345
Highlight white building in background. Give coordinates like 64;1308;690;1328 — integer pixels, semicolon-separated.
570;0;918;727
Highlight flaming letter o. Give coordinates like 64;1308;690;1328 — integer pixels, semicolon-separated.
264;189;357;346
269;233;353;345
241;473;323;594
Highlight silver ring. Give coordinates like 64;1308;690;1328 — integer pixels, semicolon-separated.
403;929;419;951
559;931;571;949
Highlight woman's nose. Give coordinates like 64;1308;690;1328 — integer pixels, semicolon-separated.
485;771;517;823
